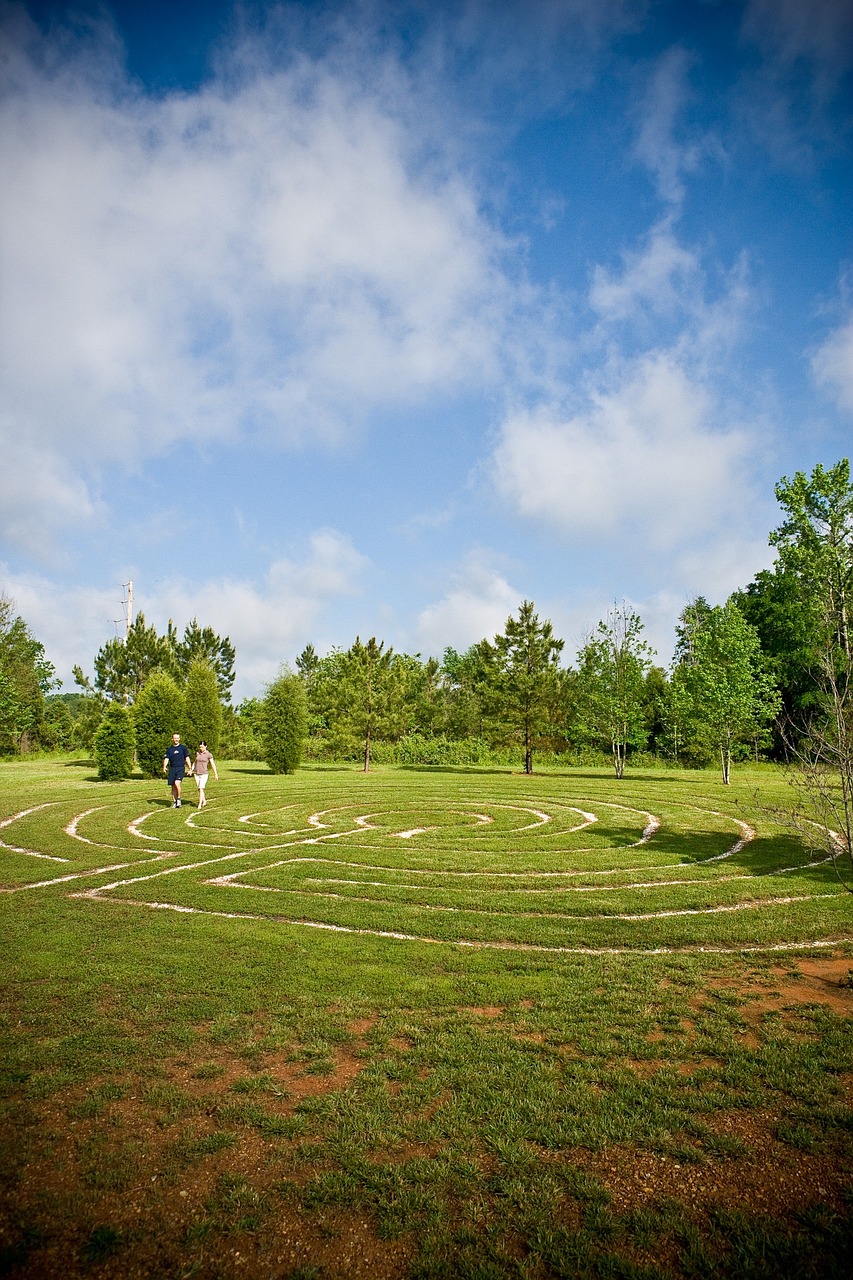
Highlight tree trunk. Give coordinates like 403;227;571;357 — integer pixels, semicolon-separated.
363;727;371;773
721;746;731;785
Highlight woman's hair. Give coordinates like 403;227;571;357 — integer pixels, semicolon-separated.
198;741;206;749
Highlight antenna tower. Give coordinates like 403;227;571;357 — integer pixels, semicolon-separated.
123;581;134;643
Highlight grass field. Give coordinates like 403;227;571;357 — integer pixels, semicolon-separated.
1;756;852;1278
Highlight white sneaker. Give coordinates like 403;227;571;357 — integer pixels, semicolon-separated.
176;799;181;808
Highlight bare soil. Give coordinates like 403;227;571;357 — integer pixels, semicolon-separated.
2;960;852;1279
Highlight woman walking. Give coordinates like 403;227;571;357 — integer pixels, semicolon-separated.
192;741;219;808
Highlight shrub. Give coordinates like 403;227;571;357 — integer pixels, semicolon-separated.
183;659;222;754
263;672;307;774
134;672;184;777
93;703;136;780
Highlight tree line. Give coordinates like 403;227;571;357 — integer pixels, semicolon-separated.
1;460;851;803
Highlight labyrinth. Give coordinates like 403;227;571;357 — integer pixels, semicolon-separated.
3;772;851;953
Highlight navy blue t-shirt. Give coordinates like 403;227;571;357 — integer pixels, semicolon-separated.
164;743;191;775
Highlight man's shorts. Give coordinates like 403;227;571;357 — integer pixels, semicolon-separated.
167;769;185;786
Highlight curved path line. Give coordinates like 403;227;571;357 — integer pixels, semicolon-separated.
67;892;853;956
0;803;68;862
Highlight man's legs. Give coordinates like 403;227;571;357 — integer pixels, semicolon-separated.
170;774;183;807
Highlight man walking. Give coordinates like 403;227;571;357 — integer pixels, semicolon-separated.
163;732;191;808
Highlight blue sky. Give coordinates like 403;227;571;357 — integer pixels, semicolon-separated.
1;0;851;699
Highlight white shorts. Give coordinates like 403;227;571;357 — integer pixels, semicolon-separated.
195;772;209;791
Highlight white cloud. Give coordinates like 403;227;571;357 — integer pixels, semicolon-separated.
634;47;720;205
492;353;752;550
415;554;520;654
812;313;853;414
1;527;369;700
589;220;701;322
0;8;515;552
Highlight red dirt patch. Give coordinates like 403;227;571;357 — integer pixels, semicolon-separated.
577;1107;848;1220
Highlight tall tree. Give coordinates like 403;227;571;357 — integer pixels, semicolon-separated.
94;612;177;704
771;460;853;661
0;595;56;752
263;671;308;774
175;620;236;703
739;461;853;743
762;460;853;883
574;604;653;778
481;600;564;774
673;600;779;785
183;659;222;753
319;638;403;772
94;703;136;780
133;671;184;777
441;645;490;741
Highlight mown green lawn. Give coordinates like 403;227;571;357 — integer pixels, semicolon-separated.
1;757;851;1278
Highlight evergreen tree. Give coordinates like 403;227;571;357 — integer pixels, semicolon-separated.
94;612;178;704
0;595;56;752
319;638;403;771
480;601;564;774
175;620;236;702
263;671;308;774
94;703;136;780
573;604;653;778
183;659;222;753
133;672;184;777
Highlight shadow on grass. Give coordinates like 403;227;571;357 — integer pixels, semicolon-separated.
396;764;706;782
64;759;94;768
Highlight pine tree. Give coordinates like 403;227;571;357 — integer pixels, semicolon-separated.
481;601;564;774
93;703;136;780
319;638;403;772
263;672;308;774
183;659;222;754
133;672;184;777
175;620;236;702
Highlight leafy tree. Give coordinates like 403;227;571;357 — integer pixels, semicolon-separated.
737;461;853;745
71;666;107;750
133;672;184;777
441;645;490;741
175;620;236;702
94;612;177;704
0;595;56;752
673;599;779;785
182;659;222;753
771;460;852;660
759;460;853;882
263;671;308;774
41;696;76;751
220;698;266;761
0;664;29;752
479;601;564;774
641;666;670;757
573;604;654;778
397;653;445;738
94;703;136;780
